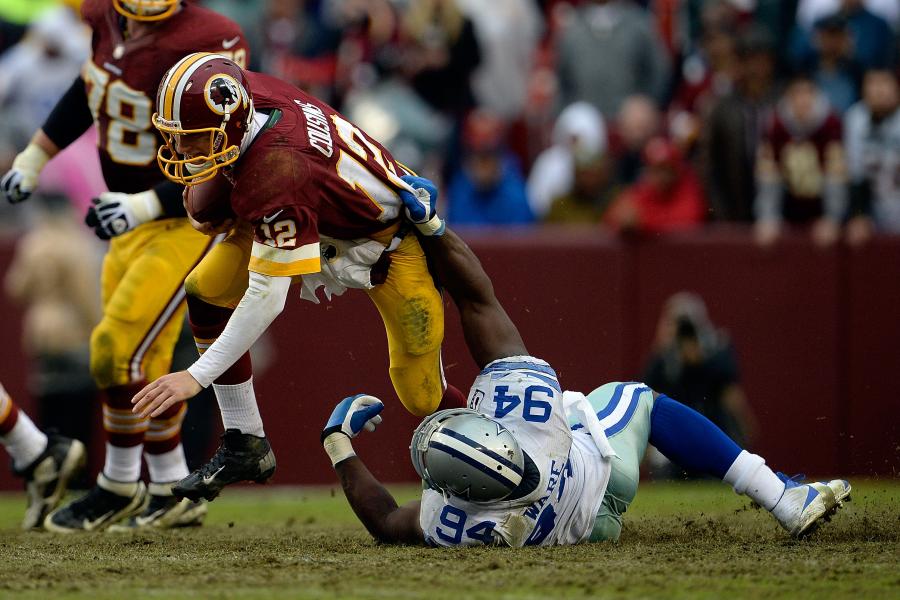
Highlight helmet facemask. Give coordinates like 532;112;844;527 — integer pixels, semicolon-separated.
154;115;242;186
114;0;180;22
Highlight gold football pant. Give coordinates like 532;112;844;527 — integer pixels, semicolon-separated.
184;224;445;416
92;218;213;453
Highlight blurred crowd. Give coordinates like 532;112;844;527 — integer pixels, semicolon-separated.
2;0;900;248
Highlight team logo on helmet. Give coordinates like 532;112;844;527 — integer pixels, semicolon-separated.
204;75;243;116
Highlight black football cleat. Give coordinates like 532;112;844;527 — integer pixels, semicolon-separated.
173;429;275;502
15;434;86;530
108;483;207;531
44;474;147;533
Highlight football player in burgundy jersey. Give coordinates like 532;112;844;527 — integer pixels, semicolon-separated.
131;53;463;502
0;1;248;531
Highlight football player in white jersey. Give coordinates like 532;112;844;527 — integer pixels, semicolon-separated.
318;177;852;546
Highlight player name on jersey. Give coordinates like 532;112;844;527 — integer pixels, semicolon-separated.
295;100;333;158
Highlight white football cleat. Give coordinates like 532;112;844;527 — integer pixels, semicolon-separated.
771;473;846;537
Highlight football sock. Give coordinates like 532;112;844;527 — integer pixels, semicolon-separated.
0;390;48;470
102;383;147;482
103;442;143;483
189;298;264;435
723;450;786;511
145;444;190;484
648;395;742;479
145;402;189;482
213;377;264;436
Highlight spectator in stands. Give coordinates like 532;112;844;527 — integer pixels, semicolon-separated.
702;26;779;223
400;0;481;119
605;137;707;234
797;0;899;32
457;0;543;121
792;14;863;114
447;110;533;226
790;0;895;72
254;0;342;99
754;74;848;247
610;95;663;186
0;6;89;161
556;0;670;117
4;193;100;447
542;151;615;225
528;102;607;220
844;69;900;243
643;292;757;453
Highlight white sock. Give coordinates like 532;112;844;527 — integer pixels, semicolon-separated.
213;377;264;436
723;450;786;511
145;444;190;484
102;442;143;482
1;411;48;471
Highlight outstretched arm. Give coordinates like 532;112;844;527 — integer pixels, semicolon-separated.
399;176;526;368
321;395;424;545
420;229;527;368
335;458;423;544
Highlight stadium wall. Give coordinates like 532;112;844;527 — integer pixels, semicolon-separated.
0;227;896;491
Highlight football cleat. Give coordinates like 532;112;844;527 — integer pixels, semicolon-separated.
15;434;87;530
108;483;207;531
44;474;147;533
771;472;845;537
173;429;275;502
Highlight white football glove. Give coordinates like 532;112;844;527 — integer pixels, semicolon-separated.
85;189;163;240
1;144;51;204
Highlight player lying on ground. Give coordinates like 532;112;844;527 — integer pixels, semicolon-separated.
130;53;463;502
318;178;851;545
0;383;85;529
1;0;250;532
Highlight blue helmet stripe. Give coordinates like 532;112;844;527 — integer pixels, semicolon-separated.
428;440;521;489
439;428;524;475
480;361;558;380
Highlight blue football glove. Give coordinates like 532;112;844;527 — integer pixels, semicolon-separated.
399;175;445;236
321;394;384;442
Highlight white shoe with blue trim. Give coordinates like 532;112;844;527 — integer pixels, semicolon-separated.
771;473;847;537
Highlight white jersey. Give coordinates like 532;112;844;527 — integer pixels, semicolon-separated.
419;356;612;547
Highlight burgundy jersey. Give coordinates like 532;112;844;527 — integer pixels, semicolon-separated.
81;0;248;193
228;72;413;278
761;108;844;223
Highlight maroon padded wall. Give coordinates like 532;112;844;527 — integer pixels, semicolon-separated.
0;227;896;492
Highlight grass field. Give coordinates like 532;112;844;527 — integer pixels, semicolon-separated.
0;480;897;599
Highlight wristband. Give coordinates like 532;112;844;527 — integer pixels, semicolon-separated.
128;189;163;223
323;432;356;467
14;143;51;174
416;215;446;237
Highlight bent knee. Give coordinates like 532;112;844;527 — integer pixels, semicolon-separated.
90;321;131;388
390;365;442;417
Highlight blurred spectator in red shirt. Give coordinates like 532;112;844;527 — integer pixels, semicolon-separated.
754;74;848;246
605;137;707;233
